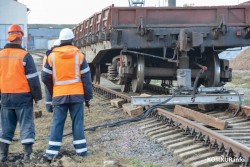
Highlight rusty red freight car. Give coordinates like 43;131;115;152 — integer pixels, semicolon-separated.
73;4;250;93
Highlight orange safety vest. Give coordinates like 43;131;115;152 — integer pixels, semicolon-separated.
47;46;84;97
0;48;31;93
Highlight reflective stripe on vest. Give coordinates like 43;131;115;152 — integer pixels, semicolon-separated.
0;55;23;59
51;53;81;85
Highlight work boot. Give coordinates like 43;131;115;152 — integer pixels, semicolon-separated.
0;142;9;162
22;144;33;162
42;153;55;162
76;151;88;157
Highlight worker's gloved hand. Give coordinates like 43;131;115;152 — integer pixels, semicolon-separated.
35;100;42;109
46;103;53;113
85;100;90;108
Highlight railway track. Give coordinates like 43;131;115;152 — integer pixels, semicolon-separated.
94;78;250;167
141;108;250;167
31;51;250;166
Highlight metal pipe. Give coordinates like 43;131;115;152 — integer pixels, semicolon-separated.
144;67;205;78
144;67;176;77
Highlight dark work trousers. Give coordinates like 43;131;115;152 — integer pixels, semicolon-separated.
0;106;35;144
45;102;87;158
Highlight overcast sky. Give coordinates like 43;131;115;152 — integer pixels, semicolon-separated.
18;0;246;24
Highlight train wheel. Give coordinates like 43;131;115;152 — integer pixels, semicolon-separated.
121;83;130;92
92;64;100;85
131;55;144;93
204;54;221;87
144;79;151;85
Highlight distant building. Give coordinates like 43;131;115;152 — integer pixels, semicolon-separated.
0;0;29;48
27;24;75;50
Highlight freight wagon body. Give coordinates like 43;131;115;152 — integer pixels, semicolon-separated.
73;4;250;93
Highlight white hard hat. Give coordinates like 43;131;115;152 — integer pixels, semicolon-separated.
59;28;74;40
53;39;61;46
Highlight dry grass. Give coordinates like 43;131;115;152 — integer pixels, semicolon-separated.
225;70;250;106
230;47;250;70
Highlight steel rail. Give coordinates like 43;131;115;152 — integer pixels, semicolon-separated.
93;84;131;102
93;82;171;101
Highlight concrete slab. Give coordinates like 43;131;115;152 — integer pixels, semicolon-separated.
137;118;158;126
191;156;223;167
173;144;203;155
184;152;218;164
161;136;188;145
150;129;182;140
211;162;238;167
139;122;165;131
179;147;209;159
143;125;168;135
166;140;194;151
147;128;172;136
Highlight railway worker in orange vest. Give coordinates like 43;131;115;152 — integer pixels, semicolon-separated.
42;39;61;113
41;28;93;160
0;24;42;162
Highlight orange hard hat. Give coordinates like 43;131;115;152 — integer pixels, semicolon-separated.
7;24;24;41
8;24;24;36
